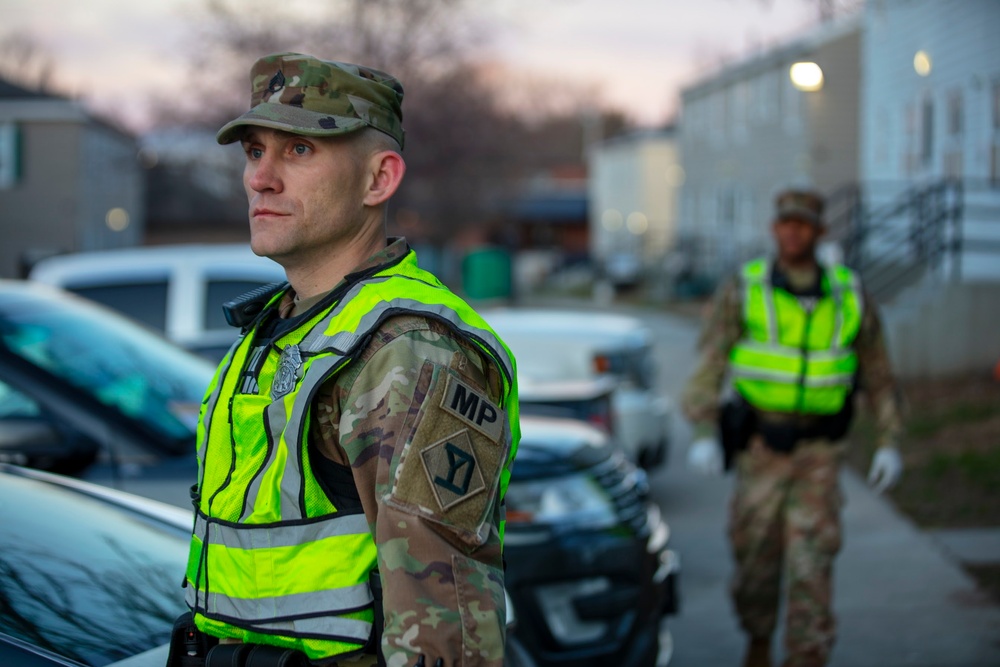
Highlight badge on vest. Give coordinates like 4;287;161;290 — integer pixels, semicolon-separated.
272;343;302;400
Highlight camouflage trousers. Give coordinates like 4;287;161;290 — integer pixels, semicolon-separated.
729;435;844;667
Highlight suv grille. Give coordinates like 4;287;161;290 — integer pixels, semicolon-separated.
586;453;649;536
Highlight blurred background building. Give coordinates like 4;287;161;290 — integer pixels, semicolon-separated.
588;127;683;289
0;78;144;278
677;14;862;282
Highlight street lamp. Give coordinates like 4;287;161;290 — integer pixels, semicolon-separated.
913;50;932;76
790;62;824;92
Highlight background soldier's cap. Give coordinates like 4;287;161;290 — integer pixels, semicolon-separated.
217;52;405;148
774;189;825;226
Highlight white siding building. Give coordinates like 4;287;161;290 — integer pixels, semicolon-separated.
678;15;863;281
0;79;144;278
587;128;682;280
860;0;1000;280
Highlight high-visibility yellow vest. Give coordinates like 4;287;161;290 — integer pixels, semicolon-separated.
185;249;519;661
729;258;863;415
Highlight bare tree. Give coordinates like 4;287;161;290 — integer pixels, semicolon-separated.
0;33;58;92
146;0;630;247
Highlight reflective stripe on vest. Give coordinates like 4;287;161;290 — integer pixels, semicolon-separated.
187;248;519;661
729;258;863;415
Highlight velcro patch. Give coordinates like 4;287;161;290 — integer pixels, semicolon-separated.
440;375;503;442
388;366;509;544
420;430;487;510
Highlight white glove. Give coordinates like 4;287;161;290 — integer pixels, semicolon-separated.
868;446;903;494
687;437;724;476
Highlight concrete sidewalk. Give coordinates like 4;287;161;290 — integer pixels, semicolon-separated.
649;461;1000;667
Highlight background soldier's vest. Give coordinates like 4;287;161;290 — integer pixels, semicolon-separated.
186;250;519;661
729;258;863;415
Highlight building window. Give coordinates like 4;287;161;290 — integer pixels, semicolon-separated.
0;123;19;190
992;82;1000;186
732;83;747;142
783;73;802;135
947;91;963;136
993;81;1000;130
921;97;934;167
710;92;726;148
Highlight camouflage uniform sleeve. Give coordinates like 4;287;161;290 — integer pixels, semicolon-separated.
853;291;905;448
681;278;744;436
311;315;507;667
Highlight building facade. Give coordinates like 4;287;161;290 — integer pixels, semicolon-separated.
587;128;682;284
0;79;144;278
678;16;862;280
860;0;1000;281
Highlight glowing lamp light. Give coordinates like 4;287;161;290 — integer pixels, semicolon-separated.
626;212;648;235
789;62;824;91
602;209;623;231
106;207;130;231
914;50;932;76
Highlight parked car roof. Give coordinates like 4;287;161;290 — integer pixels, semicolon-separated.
28;244;283;286
28;244;286;360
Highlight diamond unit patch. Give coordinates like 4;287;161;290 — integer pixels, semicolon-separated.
420;430;486;511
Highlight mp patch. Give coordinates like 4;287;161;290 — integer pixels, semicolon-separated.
388;365;509;544
440;375;504;442
420;430;486;511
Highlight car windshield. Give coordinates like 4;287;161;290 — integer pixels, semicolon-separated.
0;472;189;666
0;286;214;444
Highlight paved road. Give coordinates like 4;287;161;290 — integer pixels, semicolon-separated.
562;301;1000;667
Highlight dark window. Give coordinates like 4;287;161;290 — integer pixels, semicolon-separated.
204;279;273;330
519;393;614;434
921;97;935;166
993;81;1000;130
70;281;169;332
948;91;963;136
594;346;656;390
0;474;188;665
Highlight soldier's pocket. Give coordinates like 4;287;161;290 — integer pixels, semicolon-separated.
453;554;505;663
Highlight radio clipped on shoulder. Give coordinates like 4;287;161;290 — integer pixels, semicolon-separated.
222;282;287;330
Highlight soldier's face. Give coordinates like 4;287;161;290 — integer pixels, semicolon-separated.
772;217;824;264
241;128;370;267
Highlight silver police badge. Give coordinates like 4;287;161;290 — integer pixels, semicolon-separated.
272;343;302;400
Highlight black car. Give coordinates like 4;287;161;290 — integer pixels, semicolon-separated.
0;463;192;666
505;416;679;667
0;280;211;505
0;463;547;667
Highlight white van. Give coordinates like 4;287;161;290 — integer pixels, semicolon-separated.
28;244;286;360
483;308;673;469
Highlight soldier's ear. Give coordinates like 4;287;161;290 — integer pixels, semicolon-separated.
364;151;405;207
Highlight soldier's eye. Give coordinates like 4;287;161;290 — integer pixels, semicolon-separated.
292;143;311;155
246;146;263;160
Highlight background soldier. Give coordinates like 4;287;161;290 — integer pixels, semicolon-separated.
681;189;904;667
181;53;519;667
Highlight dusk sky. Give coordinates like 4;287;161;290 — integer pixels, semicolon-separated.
4;0;825;131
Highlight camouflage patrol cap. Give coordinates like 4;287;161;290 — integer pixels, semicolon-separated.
217;52;405;148
774;189;825;226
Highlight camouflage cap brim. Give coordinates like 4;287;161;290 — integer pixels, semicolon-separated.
217;104;367;145
776;205;823;226
219;52;405;148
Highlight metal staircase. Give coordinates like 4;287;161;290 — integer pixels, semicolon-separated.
824;179;990;302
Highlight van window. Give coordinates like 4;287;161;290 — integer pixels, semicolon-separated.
595;345;656;390
204;279;274;330
70;282;168;333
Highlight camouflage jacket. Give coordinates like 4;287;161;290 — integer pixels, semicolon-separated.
681;260;904;448
281;239;507;667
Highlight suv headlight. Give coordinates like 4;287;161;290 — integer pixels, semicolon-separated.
505;473;617;531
